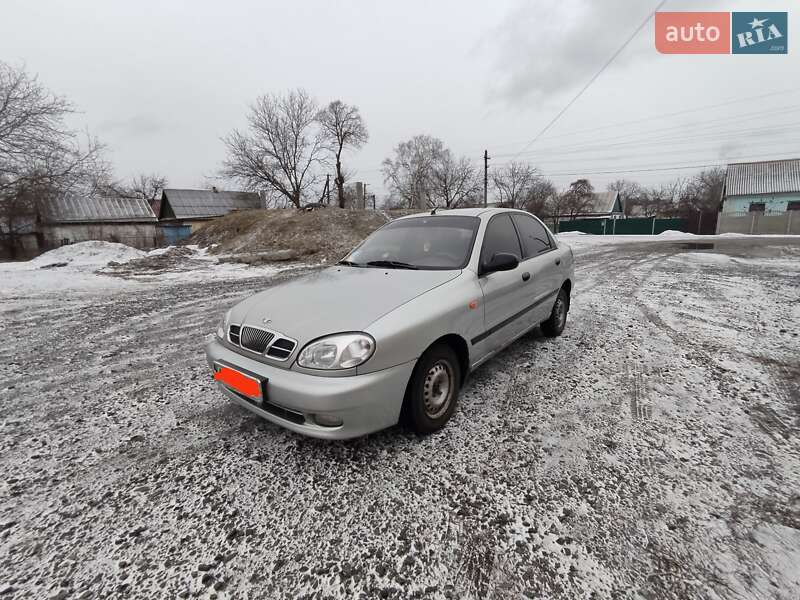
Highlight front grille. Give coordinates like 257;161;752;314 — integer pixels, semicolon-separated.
266;337;296;360
240;326;275;353
229;324;241;345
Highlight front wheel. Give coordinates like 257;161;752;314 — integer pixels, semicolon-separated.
405;343;461;434
541;288;569;337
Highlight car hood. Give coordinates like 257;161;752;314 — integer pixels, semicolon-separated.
231;266;460;346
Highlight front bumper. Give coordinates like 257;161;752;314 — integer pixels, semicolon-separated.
205;338;415;439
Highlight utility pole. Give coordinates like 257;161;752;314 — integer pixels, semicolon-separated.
363;183;367;210
483;150;489;208
325;174;331;205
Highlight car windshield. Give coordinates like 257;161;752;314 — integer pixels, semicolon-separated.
344;215;480;270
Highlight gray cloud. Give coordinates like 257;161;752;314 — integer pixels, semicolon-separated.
485;0;730;106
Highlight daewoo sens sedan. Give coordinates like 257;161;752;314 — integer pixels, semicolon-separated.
205;208;574;439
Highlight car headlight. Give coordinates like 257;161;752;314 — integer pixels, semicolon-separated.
297;333;375;370
216;309;232;339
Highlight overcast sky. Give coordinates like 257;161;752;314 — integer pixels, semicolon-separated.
2;0;798;199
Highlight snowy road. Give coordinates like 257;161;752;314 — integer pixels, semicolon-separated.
1;239;799;599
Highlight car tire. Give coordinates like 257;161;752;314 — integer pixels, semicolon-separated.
541;288;569;337
406;343;461;434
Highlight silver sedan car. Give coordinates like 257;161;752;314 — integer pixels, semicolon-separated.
205;208;574;439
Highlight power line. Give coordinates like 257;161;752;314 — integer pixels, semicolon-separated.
493;105;800;158
508;0;668;160
491;122;800;162
487;142;800;172
506;151;800;177
354;90;800;177
528;87;800;141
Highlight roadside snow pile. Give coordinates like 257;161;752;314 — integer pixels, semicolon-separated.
31;241;145;268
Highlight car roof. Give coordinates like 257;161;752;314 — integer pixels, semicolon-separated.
395;207;532;221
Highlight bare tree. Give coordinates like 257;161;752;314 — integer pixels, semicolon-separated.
561;178;594;217
640;179;684;217
221;89;326;208
317;100;368;208
382;135;446;208
678;168;725;213
492;162;538;208
544;192;568;229
125;173;167;202
0;62;106;257
430;151;480;208
524;178;557;217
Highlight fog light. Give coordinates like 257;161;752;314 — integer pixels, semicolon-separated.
313;414;343;428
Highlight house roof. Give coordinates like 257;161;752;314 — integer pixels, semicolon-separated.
160;188;261;219
725;158;800;196
586;191;621;214
43;196;157;223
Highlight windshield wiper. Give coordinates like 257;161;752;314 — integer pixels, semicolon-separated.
337;260;363;267
365;260;418;270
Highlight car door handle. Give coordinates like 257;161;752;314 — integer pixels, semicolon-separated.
555;259;561;265
521;272;531;282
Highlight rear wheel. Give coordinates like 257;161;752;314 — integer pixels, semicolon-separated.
541;288;569;337
406;343;461;434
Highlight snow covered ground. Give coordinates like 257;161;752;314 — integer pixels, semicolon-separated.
1;238;799;599
0;242;301;296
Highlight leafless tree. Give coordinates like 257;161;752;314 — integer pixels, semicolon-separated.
544;192;568;229
639;179;684;217
678;168;725;213
430;151;480;208
492;162;539;208
0;61;106;257
221;89;326;208
561;178;594;217
317;100;368;208
125;173;167;202
524;178;557;217
382;134;446;208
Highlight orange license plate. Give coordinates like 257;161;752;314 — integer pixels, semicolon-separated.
214;365;264;400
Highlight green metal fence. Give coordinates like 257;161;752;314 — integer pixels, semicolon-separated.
556;217;686;235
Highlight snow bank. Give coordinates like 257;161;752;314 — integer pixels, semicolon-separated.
0;241;304;297
0;242;147;296
31;241;145;268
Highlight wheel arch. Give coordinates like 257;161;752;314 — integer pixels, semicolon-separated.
561;278;572;310
399;333;470;424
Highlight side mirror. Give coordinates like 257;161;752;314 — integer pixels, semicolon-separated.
481;252;519;275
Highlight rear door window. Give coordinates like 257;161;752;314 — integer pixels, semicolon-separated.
511;214;552;258
480;214;522;266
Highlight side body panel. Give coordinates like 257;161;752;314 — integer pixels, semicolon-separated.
360;273;485;375
475;266;531;354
